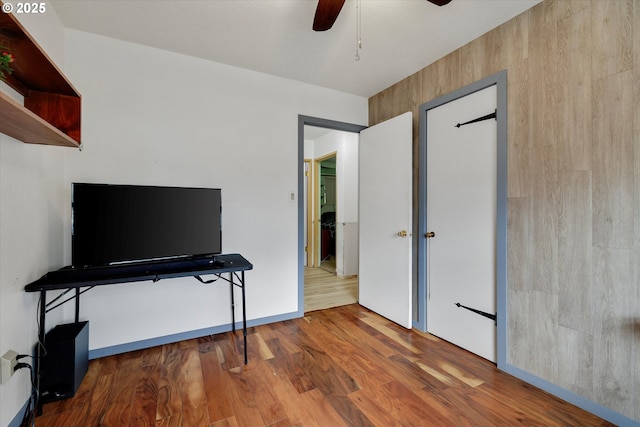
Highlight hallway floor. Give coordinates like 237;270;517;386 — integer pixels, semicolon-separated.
304;266;358;312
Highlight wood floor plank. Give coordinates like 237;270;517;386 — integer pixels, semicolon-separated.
33;304;615;427
155;343;184;420
154;412;182;427
288;343;357;398
198;336;235;423
359;314;422;354
297;388;349;427
317;307;397;358
41;407;87;427
141;344;163;367
290;339;360;397
357;318;420;357
178;346;210;427
295;311;396;391
388;353;463;393
209;416;239;427
248;359;292;425
265;338;316;394
212;332;242;371
254;332;275;360
350;379;452;427
259;359;324;427
100;351;145;426
128;365;158;427
222;365;267;427
268;321;306;354
319;308;477;393
443;387;514;426
349;381;436;426
383;380;455;426
85;373;115;424
304;266;358;313
465;387;561;427
324;393;376;427
348;388;403;427
437;360;484;388
412;359;458;388
473;375;608;427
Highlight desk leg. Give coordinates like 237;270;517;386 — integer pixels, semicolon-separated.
75;288;80;323
230;272;236;333
36;290;46;416
241;271;247;365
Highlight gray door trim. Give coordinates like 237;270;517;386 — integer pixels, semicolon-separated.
297;115;367;317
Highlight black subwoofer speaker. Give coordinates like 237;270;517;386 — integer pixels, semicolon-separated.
40;321;89;403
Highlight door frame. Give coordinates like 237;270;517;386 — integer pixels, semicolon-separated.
298;116;366;317
417;70;507;367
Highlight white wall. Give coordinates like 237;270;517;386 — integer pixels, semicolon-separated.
60;30;368;350
0;3;68;426
336;133;359;224
336;133;359;276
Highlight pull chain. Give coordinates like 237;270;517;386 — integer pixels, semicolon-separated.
355;0;362;61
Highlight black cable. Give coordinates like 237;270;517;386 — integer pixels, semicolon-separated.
15;362;32;373
14;362;38;427
194;274;218;284
194;274;220;284
35;293;47;359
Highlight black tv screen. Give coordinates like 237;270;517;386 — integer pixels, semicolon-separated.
71;183;222;268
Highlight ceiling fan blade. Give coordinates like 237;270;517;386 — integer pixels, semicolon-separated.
427;0;452;5
313;0;346;31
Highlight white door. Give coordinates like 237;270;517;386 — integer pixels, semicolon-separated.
359;112;413;328
426;86;497;361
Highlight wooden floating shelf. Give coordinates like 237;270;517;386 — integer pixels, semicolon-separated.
0;91;79;147
0;1;81;147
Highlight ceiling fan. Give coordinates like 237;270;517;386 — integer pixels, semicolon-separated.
313;0;452;31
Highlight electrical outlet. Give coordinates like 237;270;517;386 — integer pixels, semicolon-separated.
1;350;19;384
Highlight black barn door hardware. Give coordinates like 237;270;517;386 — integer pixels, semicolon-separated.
455;302;497;324
455;109;497;128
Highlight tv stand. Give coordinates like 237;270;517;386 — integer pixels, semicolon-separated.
25;253;252;411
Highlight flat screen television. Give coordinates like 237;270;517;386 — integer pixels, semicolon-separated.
71;183;222;268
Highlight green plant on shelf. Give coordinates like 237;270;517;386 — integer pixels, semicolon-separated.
0;47;14;82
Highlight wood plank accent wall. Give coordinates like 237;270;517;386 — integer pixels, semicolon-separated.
368;0;639;422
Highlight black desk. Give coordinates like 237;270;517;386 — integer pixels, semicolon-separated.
25;254;252;409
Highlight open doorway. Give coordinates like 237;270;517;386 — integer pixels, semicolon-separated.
299;117;366;314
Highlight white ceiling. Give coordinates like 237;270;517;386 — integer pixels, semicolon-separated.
50;0;540;98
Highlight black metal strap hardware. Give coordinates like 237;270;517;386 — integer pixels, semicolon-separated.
455;109;497;128
455;302;496;324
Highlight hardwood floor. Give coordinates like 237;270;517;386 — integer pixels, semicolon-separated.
304;267;358;313
35;304;614;427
